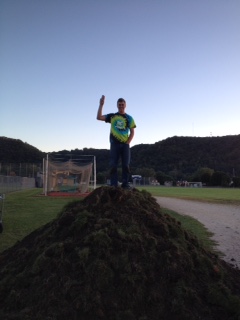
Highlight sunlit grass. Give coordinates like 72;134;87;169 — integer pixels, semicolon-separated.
0;189;82;252
138;186;240;204
1;186;236;254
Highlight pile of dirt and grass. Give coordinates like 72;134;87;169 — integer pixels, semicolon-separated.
0;186;240;320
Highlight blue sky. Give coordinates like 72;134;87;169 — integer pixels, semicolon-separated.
1;0;240;152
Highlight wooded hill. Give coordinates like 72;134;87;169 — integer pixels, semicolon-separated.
0;137;45;163
1;135;240;184
131;135;240;178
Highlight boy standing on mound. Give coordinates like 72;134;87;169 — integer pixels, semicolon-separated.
97;95;136;188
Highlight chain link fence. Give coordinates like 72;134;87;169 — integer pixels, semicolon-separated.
0;175;36;193
0;163;43;194
0;163;42;177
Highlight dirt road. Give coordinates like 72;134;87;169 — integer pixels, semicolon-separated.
155;197;240;269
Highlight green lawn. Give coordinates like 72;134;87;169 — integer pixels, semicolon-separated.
1;186;238;254
0;189;81;252
138;186;240;204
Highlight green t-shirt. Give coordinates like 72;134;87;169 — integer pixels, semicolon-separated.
105;112;136;143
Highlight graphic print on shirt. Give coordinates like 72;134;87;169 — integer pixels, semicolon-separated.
115;119;125;130
111;115;129;143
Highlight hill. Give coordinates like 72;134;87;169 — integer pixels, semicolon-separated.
48;135;240;180
0;137;45;163
1;135;240;180
130;135;240;177
0;187;240;319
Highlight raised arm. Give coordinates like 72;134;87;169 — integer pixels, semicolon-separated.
97;95;106;121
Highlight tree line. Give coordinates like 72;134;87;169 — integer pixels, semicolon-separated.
1;135;240;187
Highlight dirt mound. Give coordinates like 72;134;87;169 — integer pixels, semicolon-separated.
0;187;240;320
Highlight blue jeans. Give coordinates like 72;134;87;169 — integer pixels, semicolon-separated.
110;142;130;187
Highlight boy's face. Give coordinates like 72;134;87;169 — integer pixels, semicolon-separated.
117;101;126;114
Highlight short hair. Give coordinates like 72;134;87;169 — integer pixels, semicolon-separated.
117;98;126;104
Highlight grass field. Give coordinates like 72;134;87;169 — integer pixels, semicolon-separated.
0;186;238;254
139;186;240;204
0;189;81;253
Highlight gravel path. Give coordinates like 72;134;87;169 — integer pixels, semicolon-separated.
155;197;240;269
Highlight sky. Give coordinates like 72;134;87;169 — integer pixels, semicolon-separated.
1;0;240;152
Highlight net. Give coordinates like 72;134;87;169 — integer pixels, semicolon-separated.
44;159;93;195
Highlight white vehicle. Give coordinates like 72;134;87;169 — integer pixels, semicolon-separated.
132;175;142;181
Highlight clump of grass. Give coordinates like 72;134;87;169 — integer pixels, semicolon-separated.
0;186;240;320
